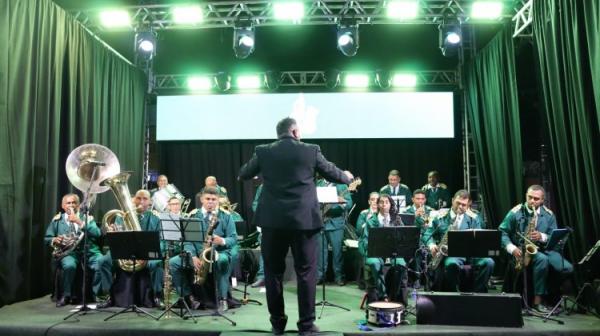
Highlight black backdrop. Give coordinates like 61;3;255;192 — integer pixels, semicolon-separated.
157;136;464;227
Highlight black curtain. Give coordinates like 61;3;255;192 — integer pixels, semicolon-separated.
158;137;463;226
533;0;600;265
0;0;146;306
465;25;524;228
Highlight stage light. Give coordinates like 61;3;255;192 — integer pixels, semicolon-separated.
187;76;212;91
264;71;281;91
215;72;231;92
236;75;262;89
172;5;204;24
233;25;255;59
337;24;359;57
99;10;130;28
344;73;370;88
387;1;419;20
392;73;417;87
273;2;305;22
134;31;156;61
471;1;504;19
325;69;341;89
439;22;461;57
375;70;391;89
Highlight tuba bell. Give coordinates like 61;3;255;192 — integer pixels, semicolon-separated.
101;172;147;272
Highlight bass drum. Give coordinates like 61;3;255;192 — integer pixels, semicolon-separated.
152;184;185;212
366;301;404;327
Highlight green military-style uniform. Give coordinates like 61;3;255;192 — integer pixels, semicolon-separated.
45;212;112;298
252;184;265;281
422;209;494;292
169;208;238;299
359;214;407;302
499;204;573;295
379;183;412;207
355;208;376;238
200;185;228;197
421;183;451;210
317;179;353;283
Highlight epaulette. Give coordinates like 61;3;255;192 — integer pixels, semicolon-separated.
510;204;522;214
360;209;369;214
379;186;388;192
543;205;554;216
189;208;199;216
151;210;160;217
220;208;231;215
400;183;409;189
439;183;447;189
53;213;61;221
466;209;478;219
221;186;227;193
421;184;430;190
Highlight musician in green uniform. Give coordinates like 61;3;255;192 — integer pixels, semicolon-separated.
422;190;494;293
45;193;112;307
498;185;573;312
316;177;353;286
169;187;238;312
355;192;379;237
379;169;412;209
150;174;169;196
421;171;451;209
250;183;266;288
359;194;408;304
403;189;434;288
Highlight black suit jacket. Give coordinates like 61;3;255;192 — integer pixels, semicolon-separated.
239;136;351;230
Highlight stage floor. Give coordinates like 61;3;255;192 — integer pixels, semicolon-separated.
0;283;598;336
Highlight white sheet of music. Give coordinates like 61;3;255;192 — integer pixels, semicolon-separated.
316;186;339;203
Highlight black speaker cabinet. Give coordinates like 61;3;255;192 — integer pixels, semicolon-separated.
416;292;523;328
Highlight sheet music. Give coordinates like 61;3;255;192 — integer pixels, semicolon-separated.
317;186;339;203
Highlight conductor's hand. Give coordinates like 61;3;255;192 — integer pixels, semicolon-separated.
512;248;522;258
212;235;225;246
430;244;439;257
343;170;354;180
192;256;202;271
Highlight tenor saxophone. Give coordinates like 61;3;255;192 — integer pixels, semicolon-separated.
193;212;220;285
515;206;538;271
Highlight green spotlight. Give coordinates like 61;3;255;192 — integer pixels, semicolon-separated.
99;10;130;28
273;2;305;22
471;1;503;19
392;73;417;87
187;76;212;91
173;6;204;24
344;73;370;88
236;75;262;89
387;1;419;20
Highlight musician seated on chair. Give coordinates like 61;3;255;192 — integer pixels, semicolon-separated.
169;186;238;312
355;192;379;238
358;194;408;305
150;174;169;196
98;190;165;309
423;189;494;293
421;170;451;210
379;169;412;210
402;189;434;289
498;184;573;313
44;193;111;307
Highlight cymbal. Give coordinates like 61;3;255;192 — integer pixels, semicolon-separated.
65;144;120;194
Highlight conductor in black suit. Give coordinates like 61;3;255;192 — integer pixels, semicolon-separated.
239;117;353;335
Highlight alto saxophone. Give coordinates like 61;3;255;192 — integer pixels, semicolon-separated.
194;212;220;285
515;206;539;271
429;229;449;270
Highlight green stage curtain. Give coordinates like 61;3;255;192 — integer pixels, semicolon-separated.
465;26;523;228
533;0;600;264
0;0;146;306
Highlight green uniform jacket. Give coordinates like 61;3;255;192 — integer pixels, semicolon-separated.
379;184;412;206
317;179;353;231
252;184;263;213
355;208;376;237
421;209;483;246
498;203;558;252
421;183;451;209
186;209;238;258
403;204;434;230
44;212;102;256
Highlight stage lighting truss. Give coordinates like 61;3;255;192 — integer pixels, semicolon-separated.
337;23;359;57
72;1;517;32
233;23;256;59
134;30;156;61
439;20;462;57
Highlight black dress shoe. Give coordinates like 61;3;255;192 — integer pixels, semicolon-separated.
270;315;288;335
251;278;265;288
56;296;70;307
97;297;113;309
271;327;284;335
299;324;320;336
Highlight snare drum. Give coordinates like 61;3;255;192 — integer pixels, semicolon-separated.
152;184;185;212
366;301;404;327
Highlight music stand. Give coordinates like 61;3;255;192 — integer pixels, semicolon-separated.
397;213;416;226
446;230;501;258
232;220;261;306
103;231;162;321
156;215;202;322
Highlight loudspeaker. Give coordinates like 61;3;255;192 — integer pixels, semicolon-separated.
416;292;523;328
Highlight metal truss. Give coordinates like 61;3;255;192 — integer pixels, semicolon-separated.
70;0;517;32
153;70;458;90
512;0;533;38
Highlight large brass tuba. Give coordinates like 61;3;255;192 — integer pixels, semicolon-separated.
101;172;147;272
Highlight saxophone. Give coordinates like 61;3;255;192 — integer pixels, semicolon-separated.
429;229;449;270
193;212;220;285
515;206;539;271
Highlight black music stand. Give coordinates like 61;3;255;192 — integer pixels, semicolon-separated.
103;231;161;321
447;229;501;258
156;215;202;322
232;220;261;306
315;195;351;319
562;239;600;318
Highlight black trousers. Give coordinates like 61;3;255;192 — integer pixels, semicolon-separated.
261;228;320;331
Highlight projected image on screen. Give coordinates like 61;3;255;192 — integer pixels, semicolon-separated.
157;91;454;140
